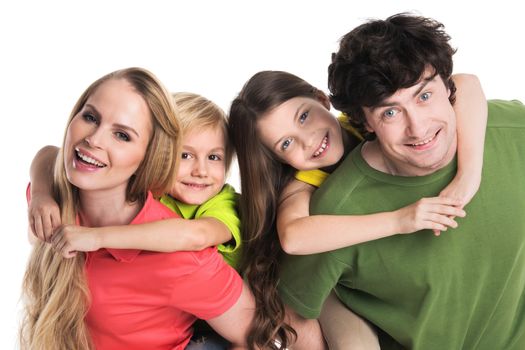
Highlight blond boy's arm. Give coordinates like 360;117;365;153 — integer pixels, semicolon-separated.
28;145;60;241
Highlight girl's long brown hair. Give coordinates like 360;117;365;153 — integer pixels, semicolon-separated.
228;71;321;349
20;67;180;349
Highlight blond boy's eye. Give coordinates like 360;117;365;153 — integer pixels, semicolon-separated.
209;154;222;161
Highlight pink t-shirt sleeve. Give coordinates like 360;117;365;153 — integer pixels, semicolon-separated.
170;247;243;320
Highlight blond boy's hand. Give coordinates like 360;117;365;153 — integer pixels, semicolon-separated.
51;225;101;258
28;192;61;242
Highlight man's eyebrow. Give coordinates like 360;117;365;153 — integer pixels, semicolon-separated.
369;76;434;112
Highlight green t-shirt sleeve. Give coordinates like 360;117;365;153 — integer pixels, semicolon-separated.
278;251;345;319
195;184;242;262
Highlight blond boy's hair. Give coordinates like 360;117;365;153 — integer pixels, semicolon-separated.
172;92;234;171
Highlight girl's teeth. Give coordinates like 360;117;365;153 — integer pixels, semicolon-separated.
314;137;328;157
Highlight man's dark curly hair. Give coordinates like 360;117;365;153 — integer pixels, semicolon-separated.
328;12;457;139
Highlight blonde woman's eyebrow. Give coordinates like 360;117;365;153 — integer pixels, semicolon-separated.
84;103;140;138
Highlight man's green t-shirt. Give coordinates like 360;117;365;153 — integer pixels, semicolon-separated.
278;100;525;349
160;184;242;270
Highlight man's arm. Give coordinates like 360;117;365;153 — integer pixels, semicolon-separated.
285;305;327;349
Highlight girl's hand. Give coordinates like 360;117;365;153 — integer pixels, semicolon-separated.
28;193;61;242
51;225;101;258
396;197;466;236
439;172;481;209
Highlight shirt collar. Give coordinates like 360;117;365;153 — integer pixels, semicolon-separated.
91;192;155;263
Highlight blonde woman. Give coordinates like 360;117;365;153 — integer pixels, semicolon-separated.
20;68;257;350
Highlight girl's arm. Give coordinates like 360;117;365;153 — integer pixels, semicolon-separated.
277;180;465;255
28;145;61;241
51;217;233;258
277;74;486;255
441;74;487;206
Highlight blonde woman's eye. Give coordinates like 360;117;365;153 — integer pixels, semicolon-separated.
420;92;432;101
281;138;292;151
181;152;193;160
83;113;98;124
299;111;309;124
115;132;130;142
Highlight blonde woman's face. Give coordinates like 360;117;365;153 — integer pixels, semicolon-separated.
64;79;153;195
257;96;345;171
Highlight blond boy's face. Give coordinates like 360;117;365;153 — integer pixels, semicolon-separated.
169;125;226;205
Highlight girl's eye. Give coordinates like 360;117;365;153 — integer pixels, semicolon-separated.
209;154;223;161
281;138;292;151
383;109;398;119
115;131;130;142
83;113;98;124
181;152;193;160
299;111;309;124
420;92;432;102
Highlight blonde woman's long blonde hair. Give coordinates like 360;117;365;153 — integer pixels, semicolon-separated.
20;67;181;350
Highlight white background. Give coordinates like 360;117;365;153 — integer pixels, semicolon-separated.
1;1;523;347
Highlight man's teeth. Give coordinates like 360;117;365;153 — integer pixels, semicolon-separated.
313;137;328;157
76;148;106;167
411;135;435;146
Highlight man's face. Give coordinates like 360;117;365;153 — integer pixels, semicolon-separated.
363;70;457;176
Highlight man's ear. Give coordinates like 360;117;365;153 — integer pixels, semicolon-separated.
315;90;331;110
363;110;375;133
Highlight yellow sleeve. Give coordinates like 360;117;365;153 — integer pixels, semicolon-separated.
295;169;330;188
337;113;364;141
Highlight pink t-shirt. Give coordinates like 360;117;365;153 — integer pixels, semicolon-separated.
27;187;243;350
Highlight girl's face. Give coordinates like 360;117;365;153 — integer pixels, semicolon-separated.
169;125;226;205
257;96;345;171
64;78;153;195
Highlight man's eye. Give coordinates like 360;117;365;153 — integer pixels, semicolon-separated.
383;109;398;118
420;92;432;101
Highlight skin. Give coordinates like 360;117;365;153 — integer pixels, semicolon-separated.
254;74;485;255
28;79;266;349
65;78;153;228
36;125;232;256
171;126;227;205
255;73;485;350
362;69;458;176
257;93;347;172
